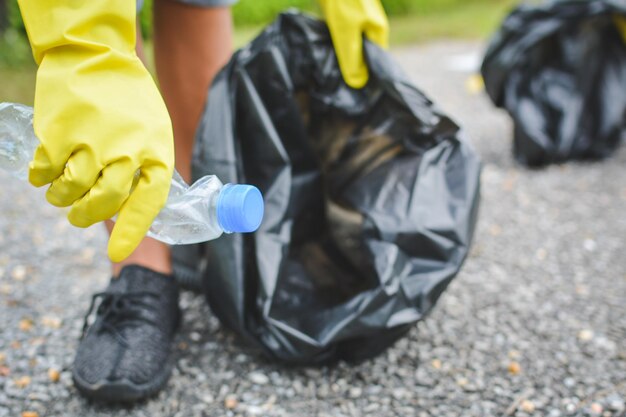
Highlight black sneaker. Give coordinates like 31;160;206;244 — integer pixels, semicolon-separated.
72;265;180;402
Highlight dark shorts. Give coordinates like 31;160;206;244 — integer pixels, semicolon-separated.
137;0;237;11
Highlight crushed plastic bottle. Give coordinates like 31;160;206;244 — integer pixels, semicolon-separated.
0;102;264;244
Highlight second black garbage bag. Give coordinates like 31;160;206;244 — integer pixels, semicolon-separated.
482;0;626;166
190;11;481;364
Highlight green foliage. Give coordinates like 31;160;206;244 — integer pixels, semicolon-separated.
232;0;316;26
0;0;33;69
7;0;25;34
139;0;154;38
382;0;511;15
230;0;421;26
380;0;417;15
0;29;34;68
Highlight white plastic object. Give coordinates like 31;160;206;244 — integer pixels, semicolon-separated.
0;102;264;244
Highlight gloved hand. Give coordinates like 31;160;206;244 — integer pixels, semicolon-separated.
18;0;174;262
319;0;389;88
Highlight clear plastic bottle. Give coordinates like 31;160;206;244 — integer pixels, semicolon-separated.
0;102;264;244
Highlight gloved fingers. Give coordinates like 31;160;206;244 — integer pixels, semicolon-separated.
67;160;136;228
362;0;389;49
363;16;389;49
107;164;171;262
29;144;66;187
330;23;370;89
46;149;100;207
363;25;389;50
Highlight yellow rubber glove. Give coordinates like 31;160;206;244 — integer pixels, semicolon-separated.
18;0;174;262
319;0;389;89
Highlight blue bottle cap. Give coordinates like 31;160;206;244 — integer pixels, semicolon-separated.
216;184;264;233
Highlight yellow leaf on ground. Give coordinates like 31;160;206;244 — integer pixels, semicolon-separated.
14;376;31;388
11;265;27;281
41;316;62;329
521;400;535;413
19;318;34;332
48;368;60;383
224;395;238;409
508;361;521;375
465;74;484;95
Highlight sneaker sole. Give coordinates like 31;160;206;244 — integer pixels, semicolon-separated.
72;357;174;403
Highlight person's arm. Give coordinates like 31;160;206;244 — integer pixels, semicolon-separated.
320;0;389;89
17;0;174;262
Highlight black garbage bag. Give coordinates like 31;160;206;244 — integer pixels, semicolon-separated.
481;0;626;166
190;11;481;364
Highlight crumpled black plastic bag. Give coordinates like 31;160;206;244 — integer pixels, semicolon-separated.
481;0;626;166
190;11;481;364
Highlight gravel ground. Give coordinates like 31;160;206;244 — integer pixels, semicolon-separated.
1;41;625;417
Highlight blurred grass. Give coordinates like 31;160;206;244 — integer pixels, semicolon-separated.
234;1;518;47
0;67;36;105
0;0;518;106
389;0;518;44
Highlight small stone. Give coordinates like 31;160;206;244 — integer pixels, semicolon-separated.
41;316;62;329
0;365;10;376
548;409;561;417
578;330;594;341
0;283;11;295
246;405;264;415
28;392;51;402
575;285;589;296
608;397;625;411
583;239;597;252
563;377;576;387
21;412;38;417
14;376;32;388
392;388;407;400
415;368;435;387
431;359;442;369
520;400;535;413
536;248;547;260
349;387;362;398
489;224;502;236
224;394;238;409
507;362;521;375
248;372;269;385
363;403;380;412
590;403;603;415
508;350;521;359
0;352;5;364
199;393;214;404
48;368;60;383
12;265;27;281
465;73;484;95
19;318;34;332
456;377;469;387
189;332;201;342
80;247;96;263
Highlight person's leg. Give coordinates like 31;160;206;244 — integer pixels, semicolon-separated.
106;0;233;277
73;1;235;403
155;0;234;183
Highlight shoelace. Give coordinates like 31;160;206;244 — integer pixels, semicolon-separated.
81;290;162;348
